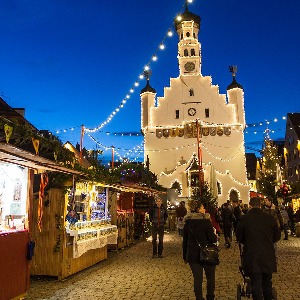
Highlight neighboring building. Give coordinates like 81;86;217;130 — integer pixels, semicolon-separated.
284;113;300;183
140;4;250;204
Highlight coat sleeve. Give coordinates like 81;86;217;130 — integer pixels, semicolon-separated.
236;216;245;244
206;220;218;244
164;209;168;223
182;223;188;261
149;208;153;222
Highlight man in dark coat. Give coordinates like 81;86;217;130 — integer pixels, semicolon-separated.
149;196;168;258
236;197;281;300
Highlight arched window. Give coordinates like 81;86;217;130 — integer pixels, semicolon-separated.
181;33;183;39
186;32;190;37
191;49;195;56
229;189;239;202
191;173;199;187
184;49;189;56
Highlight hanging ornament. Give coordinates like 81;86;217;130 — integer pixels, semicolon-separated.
4;124;13;143
32;137;40;155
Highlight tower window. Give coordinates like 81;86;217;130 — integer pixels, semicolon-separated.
205;109;209;118
181;33;183;39
191;49;195;56
175;110;180;119
193;33;196;38
189;89;194;96
186;32;190;37
184;49;189;56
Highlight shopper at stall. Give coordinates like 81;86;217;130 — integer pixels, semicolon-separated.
182;201;218;300
176;201;187;236
149;196;168;258
236;197;281;300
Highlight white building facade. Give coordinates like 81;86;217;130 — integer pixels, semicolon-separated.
140;5;250;204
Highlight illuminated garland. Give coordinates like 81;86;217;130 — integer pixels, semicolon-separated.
82;1;191;134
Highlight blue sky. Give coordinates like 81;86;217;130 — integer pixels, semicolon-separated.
1;0;299;162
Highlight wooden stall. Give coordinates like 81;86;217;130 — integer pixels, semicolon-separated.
30;183;117;280
0;143;82;299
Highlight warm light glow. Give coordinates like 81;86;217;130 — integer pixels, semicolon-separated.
159;43;165;50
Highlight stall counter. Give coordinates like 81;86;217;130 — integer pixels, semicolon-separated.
0;230;30;300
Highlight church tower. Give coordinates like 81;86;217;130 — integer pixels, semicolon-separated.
175;3;201;76
140;3;250;204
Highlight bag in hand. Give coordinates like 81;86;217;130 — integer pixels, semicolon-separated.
199;244;220;265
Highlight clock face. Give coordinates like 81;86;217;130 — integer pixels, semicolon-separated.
184;62;195;72
188;107;196;116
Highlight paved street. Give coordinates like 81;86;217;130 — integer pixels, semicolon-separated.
26;231;300;300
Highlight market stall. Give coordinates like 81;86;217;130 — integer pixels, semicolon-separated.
30;182;118;280
0;142;81;299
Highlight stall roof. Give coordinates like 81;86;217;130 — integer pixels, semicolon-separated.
0;142;82;175
94;182;164;195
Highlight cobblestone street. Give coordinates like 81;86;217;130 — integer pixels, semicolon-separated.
26;231;300;300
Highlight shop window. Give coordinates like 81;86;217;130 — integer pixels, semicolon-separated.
205;108;210;118
184;49;189;56
175;110;180;119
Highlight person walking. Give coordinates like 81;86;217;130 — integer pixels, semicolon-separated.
236;197;281;300
176;201;187;236
233;201;242;237
221;202;234;248
263;197;283;231
149;196;168;258
280;206;289;240
286;203;295;236
183;202;218;300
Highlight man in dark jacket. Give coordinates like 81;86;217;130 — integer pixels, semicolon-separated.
149;196;168;258
236;197;281;300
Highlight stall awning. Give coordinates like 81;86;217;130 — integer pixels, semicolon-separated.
0;142;82;175
93;181;164;195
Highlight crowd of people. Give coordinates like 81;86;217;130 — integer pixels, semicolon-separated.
149;195;300;300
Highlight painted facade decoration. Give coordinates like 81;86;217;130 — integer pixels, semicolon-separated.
140;5;250;204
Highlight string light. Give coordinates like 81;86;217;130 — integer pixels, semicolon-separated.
83;0;192;133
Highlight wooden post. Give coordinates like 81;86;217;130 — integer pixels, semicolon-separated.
196;120;203;198
111;146;115;169
79;125;84;165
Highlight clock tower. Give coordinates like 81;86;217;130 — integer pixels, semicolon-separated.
174;2;201;76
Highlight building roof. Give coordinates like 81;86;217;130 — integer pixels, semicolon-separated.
227;76;243;90
140;79;156;94
0;142;82;174
174;3;201;31
287;112;300;139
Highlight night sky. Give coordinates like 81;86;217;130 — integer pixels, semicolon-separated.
1;0;299;163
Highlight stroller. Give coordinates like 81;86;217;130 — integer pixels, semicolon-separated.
237;243;277;299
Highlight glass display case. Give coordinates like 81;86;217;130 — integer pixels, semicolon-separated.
65;183;117;258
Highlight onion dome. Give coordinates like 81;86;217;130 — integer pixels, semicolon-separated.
140;79;156;94
227;76;243;90
174;2;201;31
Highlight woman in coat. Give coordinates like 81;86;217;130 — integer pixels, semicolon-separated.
183;202;218;300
